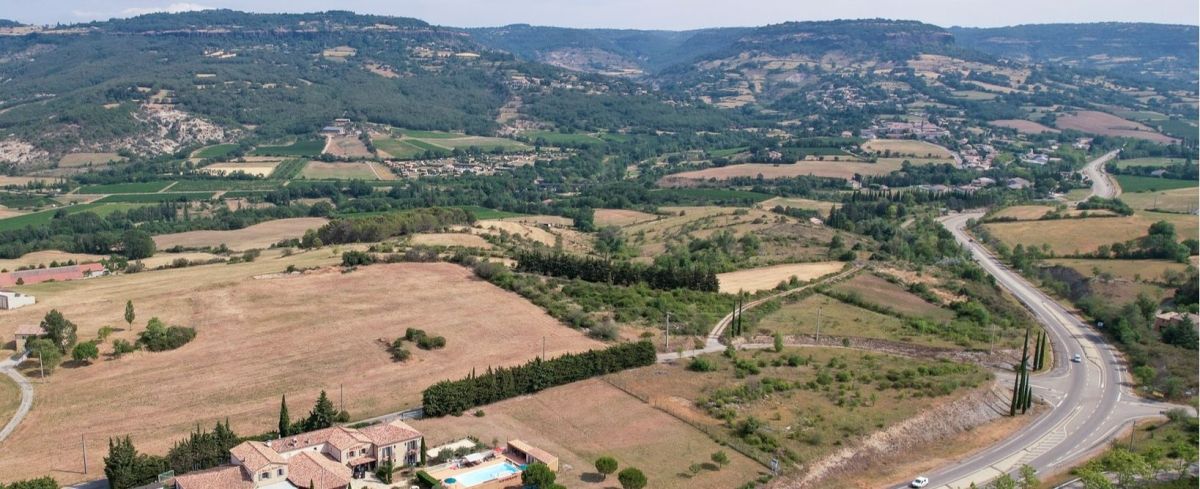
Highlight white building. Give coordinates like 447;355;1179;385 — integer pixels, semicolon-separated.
0;290;35;310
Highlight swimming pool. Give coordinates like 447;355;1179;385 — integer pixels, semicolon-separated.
451;461;522;487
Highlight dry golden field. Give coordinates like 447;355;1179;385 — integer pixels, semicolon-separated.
717;262;845;293
0;250;107;271
594;209;659;227
1044;258;1191;283
860;139;953;159
831;273;955;321
152;217;329;250
756;197;841;215
989;205;1055;220
989;119;1060;134
981;212;1199;255
1119;187;1199;213
658;157;944;184
201;161;280;177
1055;111;1176;143
58;152;124;167
412;378;765;489
0;259;601;483
410;233;493;249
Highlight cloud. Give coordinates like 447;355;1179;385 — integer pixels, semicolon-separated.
121;3;212;17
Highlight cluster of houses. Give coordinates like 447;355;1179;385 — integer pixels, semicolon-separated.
862;119;952;141
385;152;568;179
173;419;558;489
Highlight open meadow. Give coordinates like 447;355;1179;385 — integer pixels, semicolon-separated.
300;161;392;180
201;160;281;177
989;120;1059;134
409;232;493;249
981;212;1199;255
594;208;659;227
1044;258;1191;283
1118;187;1198;213
0;250;107;271
58;152;124;168
754;294;960;348
152;217;329;250
860;139;953;159
717;262;845;293
0;260;602;483
412;378;765;489
831;273;956;322
1055;111;1177;143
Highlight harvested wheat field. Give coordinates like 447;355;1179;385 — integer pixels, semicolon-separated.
981;212;1199;255
410;233;492;249
474;219;558;246
1055;111;1177;144
411;378;764;489
1120;187;1199;213
989;119;1059;134
153;217;329;250
1044;258;1191;283
861;139;953;159
989;205;1055;221
323;134;374;158
757;197;841;215
58;152;124;167
138;252;227;269
0;260;601;483
717;261;844;293
594;208;659;227
658;158;938;184
0;250;106;271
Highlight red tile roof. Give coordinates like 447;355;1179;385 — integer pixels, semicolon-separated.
270;426;371;455
0;263;105;287
360;419;422;447
288;451;351;489
13;324;43;337
173;465;254;489
231;441;286;473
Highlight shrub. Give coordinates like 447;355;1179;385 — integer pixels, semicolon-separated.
688;357;717;372
136;318;196;352
588;321;620;341
618;467;648;489
417;335;446;350
341;250;375;267
71;341;100;364
111;339;137;357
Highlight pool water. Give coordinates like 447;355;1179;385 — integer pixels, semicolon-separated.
453;461;522;487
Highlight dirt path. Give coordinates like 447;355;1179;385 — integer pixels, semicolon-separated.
157;181;178;193
0;352;33;444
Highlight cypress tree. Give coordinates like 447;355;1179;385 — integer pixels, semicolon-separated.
305;391;338;431
278;395;291;437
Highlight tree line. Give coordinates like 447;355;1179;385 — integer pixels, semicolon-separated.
315;207;474;244
422;341;657;416
515;250;719;292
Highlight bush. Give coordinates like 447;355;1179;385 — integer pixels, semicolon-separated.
618;467;647;489
588;321;620;341
417;335;447;350
0;476;58;489
341;250;376;267
688;357;717;372
111;339;137;357
136;318;196;352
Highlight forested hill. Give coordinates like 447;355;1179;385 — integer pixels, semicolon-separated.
0;20;24;28
950;23;1199;83
90;9;432;32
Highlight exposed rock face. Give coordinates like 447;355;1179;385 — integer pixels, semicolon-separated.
770;387;1008;488
124;106;227;155
0;138;49;166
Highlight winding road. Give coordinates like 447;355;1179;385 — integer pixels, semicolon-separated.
901;212;1176;489
1081;150;1121;199
0;352;33;444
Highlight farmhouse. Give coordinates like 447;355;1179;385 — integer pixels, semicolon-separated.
1153;311;1198;331
13;324;43;351
0;263;106;287
0;290;35;310
173;419;423;489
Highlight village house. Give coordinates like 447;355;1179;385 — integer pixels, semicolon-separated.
0;290;35;310
12;324;43;351
174;419;423;489
1153;311;1198;331
0;263;106;288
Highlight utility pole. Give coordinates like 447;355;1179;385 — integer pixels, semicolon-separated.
663;312;672;351
989;323;996;354
339;384;344;413
815;308;822;343
541;336;546;361
81;434;87;474
39;355;44;381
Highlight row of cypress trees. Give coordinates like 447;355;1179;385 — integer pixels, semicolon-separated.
1010;328;1049;416
423;341;658;417
515;250;719;292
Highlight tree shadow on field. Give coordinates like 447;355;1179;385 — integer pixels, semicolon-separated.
579;473;605;483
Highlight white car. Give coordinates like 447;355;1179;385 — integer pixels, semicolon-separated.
911;476;930;488
1072;353;1082;363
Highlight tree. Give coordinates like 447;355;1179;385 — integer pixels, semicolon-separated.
711;451;729;470
773;332;784;353
1018;464;1039;489
618;467;647;489
71;341;99;364
595;226;626;262
0;476;58;489
420;438;427;466
305;391;338;431
124;300;135;330
988;473;1017;489
40;309;78;354
594;456;618;480
521;462;557;488
27;338;62;374
375;460;394;484
1076;467;1113;489
122;229;156;259
278;395;291;437
104;437;139;489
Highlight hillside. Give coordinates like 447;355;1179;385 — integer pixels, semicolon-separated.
950;23;1199;86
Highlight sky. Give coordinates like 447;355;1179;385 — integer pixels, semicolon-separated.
4;0;1198;29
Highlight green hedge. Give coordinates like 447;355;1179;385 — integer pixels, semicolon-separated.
422;341;657;416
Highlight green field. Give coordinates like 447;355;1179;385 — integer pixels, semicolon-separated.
427;136;529;152
373;138;425;159
250;138;325;157
96;192;216;203
192;143;240;159
392;129;460;139
524;131;603;146
1152;119;1199;142
269;159;308;179
404;139;451;154
1114;158;1192;169
0;202;153;231
78;181;173;194
1114;175;1198;193
171;180;282;192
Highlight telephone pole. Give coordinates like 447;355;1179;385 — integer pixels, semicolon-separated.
81;434;87;474
663;312;672;350
541;336;546;360
815;308;822;343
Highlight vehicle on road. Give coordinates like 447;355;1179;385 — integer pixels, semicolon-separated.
1072;353;1082;363
911;476;930;488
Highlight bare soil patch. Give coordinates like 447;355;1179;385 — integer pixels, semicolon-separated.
990;119;1060;134
0;261;600;483
717;262;845;293
411;378;764;489
322;134;373;158
152;217;329;251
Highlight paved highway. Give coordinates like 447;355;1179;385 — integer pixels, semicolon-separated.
1081;150;1121;199
901;212;1179;489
